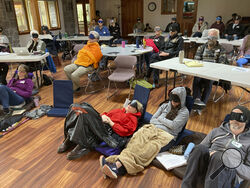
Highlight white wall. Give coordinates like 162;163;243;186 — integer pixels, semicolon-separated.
144;0;174;31
197;0;250;27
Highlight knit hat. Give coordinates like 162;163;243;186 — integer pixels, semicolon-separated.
231;105;250;125
89;31;100;40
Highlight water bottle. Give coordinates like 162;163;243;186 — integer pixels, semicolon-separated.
59;31;62;39
184;142;195;159
64;32;68;38
184;30;188;38
179;50;184;63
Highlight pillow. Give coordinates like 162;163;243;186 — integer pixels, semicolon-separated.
145;38;159;53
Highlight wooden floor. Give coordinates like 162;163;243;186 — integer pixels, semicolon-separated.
0;56;249;188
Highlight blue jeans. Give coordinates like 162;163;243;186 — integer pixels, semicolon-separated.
0;85;24;109
236;58;249;67
192;77;213;104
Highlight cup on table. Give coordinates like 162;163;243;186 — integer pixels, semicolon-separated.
122;41;125;48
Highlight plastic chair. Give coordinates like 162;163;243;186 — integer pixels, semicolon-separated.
107;55;137;99
47;80;73;117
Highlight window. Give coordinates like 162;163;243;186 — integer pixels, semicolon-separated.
13;0;61;34
161;0;177;14
13;0;30;33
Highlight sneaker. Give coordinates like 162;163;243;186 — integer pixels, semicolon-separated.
193;98;206;109
102;163;118;179
99;155;107;179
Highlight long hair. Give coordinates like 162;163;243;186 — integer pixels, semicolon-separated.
14;64;29;79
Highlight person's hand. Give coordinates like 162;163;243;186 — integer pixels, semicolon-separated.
159;52;169;56
210;150;216;156
101;115;109;123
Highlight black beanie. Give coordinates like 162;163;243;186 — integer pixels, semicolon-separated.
232;105;250;125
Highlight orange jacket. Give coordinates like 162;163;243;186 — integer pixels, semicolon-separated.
74;41;103;69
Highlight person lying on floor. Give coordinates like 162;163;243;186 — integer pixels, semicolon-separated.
99;87;189;179
0;64;33;116
57;100;143;160
181;105;250;188
64;31;103;92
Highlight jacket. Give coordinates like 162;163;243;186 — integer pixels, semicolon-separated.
192;21;208;36
194;42;228;64
149;35;165;51
150;87;189;139
210;22;225;36
163;34;184;58
109;23;121;39
94;26;110;36
64;103;119;149
102;108;141;137
74;41;103;69
7;78;33;99
26;39;46;53
225;23;244;39
201;122;250;181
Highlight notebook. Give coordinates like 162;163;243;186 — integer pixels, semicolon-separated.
12;47;32;56
184;60;203;67
156;152;187;170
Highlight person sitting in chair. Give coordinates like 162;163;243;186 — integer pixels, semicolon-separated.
191;16;208;38
210;16;225;38
165;17;180;33
95;18;110;36
64;31;103;92
236;35;250;67
0;26;10;85
146;25;183;88
99;87;189;179
225;15;244;40
192;29;228;115
0;64;33;116
57;100;143;160
181;105;250;188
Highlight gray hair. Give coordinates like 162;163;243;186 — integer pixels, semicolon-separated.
89;31;100;40
208;29;220;40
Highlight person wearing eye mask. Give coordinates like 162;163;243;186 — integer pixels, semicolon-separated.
94;18;110;36
99;87;189;179
192;29;228;115
182;105;250;188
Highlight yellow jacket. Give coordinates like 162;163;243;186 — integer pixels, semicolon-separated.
74;41;103;69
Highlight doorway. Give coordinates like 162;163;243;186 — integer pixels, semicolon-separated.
177;0;198;36
76;0;90;35
121;0;143;38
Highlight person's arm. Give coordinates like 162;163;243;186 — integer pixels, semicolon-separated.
194;45;204;60
150;103;167;125
200;129;215;148
218;46;229;64
157;108;189;130
11;79;33;98
104;26;110;36
192;23;198;33
236;151;250;180
168;37;184;57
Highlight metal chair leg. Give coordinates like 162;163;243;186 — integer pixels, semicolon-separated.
213;84;225;103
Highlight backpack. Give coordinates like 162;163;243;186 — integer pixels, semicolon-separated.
42;74;53;86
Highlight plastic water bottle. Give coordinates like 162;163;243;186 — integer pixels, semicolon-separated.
179;50;184;63
184;142;195;159
59;31;62;39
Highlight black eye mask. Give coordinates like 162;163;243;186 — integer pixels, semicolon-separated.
32;33;38;38
230;112;247;123
129;100;138;112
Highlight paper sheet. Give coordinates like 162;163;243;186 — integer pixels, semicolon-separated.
156;152;187;170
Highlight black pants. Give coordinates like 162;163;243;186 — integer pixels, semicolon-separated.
181;144;236;188
146;53;169;83
0;63;9;85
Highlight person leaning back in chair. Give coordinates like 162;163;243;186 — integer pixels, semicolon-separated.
146;24;183;88
99;87;189;179
57;100;143;160
181;105;250;188
64;31;103;92
192;28;228;115
0;64;33;116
